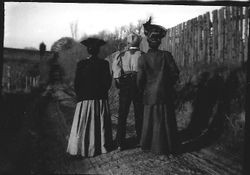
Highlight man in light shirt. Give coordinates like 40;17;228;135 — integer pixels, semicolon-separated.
112;32;144;151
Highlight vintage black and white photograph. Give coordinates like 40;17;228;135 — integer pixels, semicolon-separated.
1;1;249;174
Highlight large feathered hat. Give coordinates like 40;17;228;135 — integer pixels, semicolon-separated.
143;17;166;42
80;37;106;48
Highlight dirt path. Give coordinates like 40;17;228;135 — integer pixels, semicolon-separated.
0;92;243;175
39;93;243;175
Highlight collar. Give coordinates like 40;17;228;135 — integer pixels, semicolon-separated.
128;47;139;50
148;48;159;53
87;55;98;60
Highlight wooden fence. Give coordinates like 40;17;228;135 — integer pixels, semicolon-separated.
2;64;40;93
141;6;249;67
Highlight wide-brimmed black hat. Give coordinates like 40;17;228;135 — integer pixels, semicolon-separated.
80;37;106;48
143;17;166;41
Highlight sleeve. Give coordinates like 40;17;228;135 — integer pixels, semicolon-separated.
137;55;146;92
167;52;179;85
112;52;122;79
74;62;81;96
103;61;112;91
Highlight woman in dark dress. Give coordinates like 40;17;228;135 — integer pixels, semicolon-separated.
67;38;113;157
137;18;180;155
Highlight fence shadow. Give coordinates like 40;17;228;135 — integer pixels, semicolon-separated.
177;65;245;153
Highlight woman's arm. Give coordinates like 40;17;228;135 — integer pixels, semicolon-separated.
137;55;146;92
74;62;81;96
167;52;180;86
103;61;112;91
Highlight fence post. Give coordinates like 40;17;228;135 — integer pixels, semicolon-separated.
225;6;231;62
218;8;225;63
198;15;203;63
194;17;199;66
212;10;218;63
190;18;195;66
244;7;249;63
182;22;186;67
238;7;244;65
232;6;237;62
203;13;209;64
188;20;192;65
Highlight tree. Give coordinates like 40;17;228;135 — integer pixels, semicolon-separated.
70;21;78;40
77;17;147;57
51;37;75;52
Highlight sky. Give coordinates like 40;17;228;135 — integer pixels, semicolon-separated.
4;2;223;50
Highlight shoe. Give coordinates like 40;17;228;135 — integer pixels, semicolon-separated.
117;146;125;151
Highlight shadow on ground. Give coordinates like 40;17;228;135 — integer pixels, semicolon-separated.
177;64;246;154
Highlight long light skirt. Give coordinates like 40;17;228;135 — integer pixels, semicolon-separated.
66;99;113;157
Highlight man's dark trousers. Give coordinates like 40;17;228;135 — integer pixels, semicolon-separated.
116;78;143;147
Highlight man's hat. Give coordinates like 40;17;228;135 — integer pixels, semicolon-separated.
143;17;166;42
80;37;106;48
126;32;141;46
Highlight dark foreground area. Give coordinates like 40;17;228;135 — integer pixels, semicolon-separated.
0;92;243;174
0;63;245;175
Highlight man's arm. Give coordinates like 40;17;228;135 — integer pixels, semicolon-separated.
111;51;123;89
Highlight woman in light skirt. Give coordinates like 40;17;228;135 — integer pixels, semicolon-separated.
67;38;113;157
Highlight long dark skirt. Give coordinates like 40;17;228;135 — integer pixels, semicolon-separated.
140;104;179;155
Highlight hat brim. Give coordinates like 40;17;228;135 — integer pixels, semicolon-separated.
80;38;106;48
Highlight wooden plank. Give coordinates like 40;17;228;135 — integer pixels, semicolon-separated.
212;10;218;63
172;27;176;61
225;6;231;62
190;19;194;65
182;22;186;66
168;29;172;52
203;12;210;64
244;6;249;62
178;24;182;66
218;7;225;63
229;6;234;62
235;7;240;63
187;19;192;65
206;12;212;64
170;27;174;59
198;15;203;63
179;23;183;67
238;7;244;64
165;29;170;52
175;25;179;65
181;22;186;67
232;6;237;61
194;17;198;64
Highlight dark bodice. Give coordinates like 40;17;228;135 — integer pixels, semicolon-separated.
74;57;112;101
